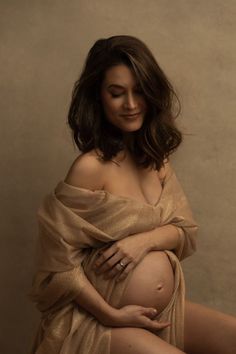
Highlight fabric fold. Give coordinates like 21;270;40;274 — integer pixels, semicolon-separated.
30;164;198;353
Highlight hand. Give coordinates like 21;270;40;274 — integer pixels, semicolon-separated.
101;304;171;332
93;233;152;281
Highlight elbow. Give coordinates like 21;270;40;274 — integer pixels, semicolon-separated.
176;225;198;261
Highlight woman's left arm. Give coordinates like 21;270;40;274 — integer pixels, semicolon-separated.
93;224;180;281
144;224;181;252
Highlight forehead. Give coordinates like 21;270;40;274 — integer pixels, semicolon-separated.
102;64;138;87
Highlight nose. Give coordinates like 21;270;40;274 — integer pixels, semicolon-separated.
124;93;138;110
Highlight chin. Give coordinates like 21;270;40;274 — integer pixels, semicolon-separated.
122;120;144;132
119;116;144;130
123;125;142;132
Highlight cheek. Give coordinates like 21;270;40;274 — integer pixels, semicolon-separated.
104;99;121;116
140;97;147;111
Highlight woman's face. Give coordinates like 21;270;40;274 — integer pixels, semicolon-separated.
100;64;147;133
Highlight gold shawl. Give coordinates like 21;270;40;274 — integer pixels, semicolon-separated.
30;164;198;353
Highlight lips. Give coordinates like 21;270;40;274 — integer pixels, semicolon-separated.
121;112;141;118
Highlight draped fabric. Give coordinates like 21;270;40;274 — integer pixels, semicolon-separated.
30;164;198;353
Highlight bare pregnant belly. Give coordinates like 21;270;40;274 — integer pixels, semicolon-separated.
118;251;174;315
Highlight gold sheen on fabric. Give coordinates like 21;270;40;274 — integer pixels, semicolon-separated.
30;164;198;353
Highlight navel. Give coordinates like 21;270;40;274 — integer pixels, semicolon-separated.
155;282;164;291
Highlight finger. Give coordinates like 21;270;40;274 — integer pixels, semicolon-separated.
142;307;158;319
93;245;118;268
144;317;171;331
141;308;171;330
116;260;135;282
150;320;171;330
95;251;123;274
104;257;131;279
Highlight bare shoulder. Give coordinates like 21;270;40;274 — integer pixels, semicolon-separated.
64;150;106;191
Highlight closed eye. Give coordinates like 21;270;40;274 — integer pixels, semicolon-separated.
110;93;123;98
110;89;143;98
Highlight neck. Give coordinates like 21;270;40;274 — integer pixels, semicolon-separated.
123;131;135;149
112;135;134;165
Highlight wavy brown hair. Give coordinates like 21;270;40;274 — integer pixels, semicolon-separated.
68;35;182;170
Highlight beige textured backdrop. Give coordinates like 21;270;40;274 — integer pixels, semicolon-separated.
1;1;235;353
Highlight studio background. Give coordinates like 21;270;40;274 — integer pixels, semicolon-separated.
1;1;235;353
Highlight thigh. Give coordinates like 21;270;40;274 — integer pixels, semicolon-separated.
110;327;186;354
184;300;236;354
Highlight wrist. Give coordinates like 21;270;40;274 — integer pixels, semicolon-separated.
146;225;181;252
141;228;158;252
102;307;128;327
95;303;117;326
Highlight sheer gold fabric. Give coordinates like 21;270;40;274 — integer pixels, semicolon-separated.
30;164;198;353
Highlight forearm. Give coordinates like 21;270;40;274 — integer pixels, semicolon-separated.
75;271;115;325
144;224;181;252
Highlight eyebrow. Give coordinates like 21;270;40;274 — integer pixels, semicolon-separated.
108;84;125;89
107;84;140;89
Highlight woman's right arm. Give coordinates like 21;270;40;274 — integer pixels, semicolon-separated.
65;153;170;331
74;270;115;325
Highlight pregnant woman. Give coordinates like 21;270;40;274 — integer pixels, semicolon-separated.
30;35;236;354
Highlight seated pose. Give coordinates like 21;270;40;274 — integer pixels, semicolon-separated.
30;35;236;354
